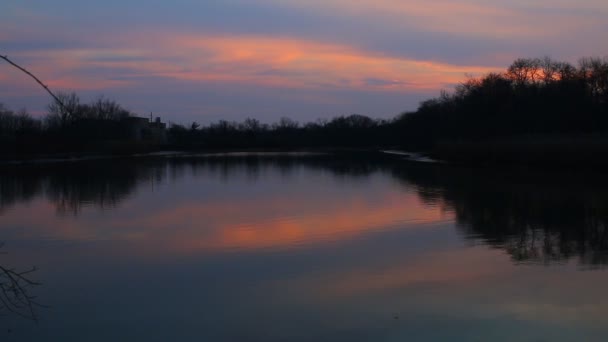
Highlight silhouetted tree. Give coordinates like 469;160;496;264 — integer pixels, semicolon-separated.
89;96;131;121
47;92;81;127
394;56;608;161
0;244;42;321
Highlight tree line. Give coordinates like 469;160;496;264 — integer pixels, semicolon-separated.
394;56;608;161
2;56;608;159
164;56;608;155
0;93;139;156
167;114;395;149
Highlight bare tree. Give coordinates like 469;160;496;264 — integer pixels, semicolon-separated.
579;57;608;101
47;92;81;126
0;244;43;322
91;96;130;121
506;58;542;85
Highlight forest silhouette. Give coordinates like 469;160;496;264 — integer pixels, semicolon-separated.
2;56;608;165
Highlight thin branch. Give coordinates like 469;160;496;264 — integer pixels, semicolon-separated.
0;246;43;322
0;265;42;321
0;53;71;116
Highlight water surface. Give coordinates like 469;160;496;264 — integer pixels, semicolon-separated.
1;155;608;341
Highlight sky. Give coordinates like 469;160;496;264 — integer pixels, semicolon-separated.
1;0;607;124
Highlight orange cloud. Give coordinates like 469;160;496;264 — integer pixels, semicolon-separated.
137;33;499;91
3;33;500;94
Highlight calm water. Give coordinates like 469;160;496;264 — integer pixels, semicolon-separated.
2;154;608;341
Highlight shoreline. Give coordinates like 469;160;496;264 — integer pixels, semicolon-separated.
4;143;608;172
0;148;394;166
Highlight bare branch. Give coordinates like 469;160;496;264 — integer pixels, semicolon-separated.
0;54;71;117
0;246;43;322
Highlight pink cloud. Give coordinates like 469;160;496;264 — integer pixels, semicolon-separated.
2;32;501;96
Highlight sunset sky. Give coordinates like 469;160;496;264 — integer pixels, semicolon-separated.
2;0;607;124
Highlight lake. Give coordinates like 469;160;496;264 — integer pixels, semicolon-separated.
1;153;608;341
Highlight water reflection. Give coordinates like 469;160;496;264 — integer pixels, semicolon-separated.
390;164;608;266
0;160;163;215
3;155;608;341
0;156;374;215
1;155;608;266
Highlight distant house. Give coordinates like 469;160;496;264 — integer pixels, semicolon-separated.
123;116;167;144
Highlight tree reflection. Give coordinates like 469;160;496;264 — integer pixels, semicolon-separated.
0;159;167;215
2;155;608;265
0;171;41;215
0;154;390;216
391;163;608;266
